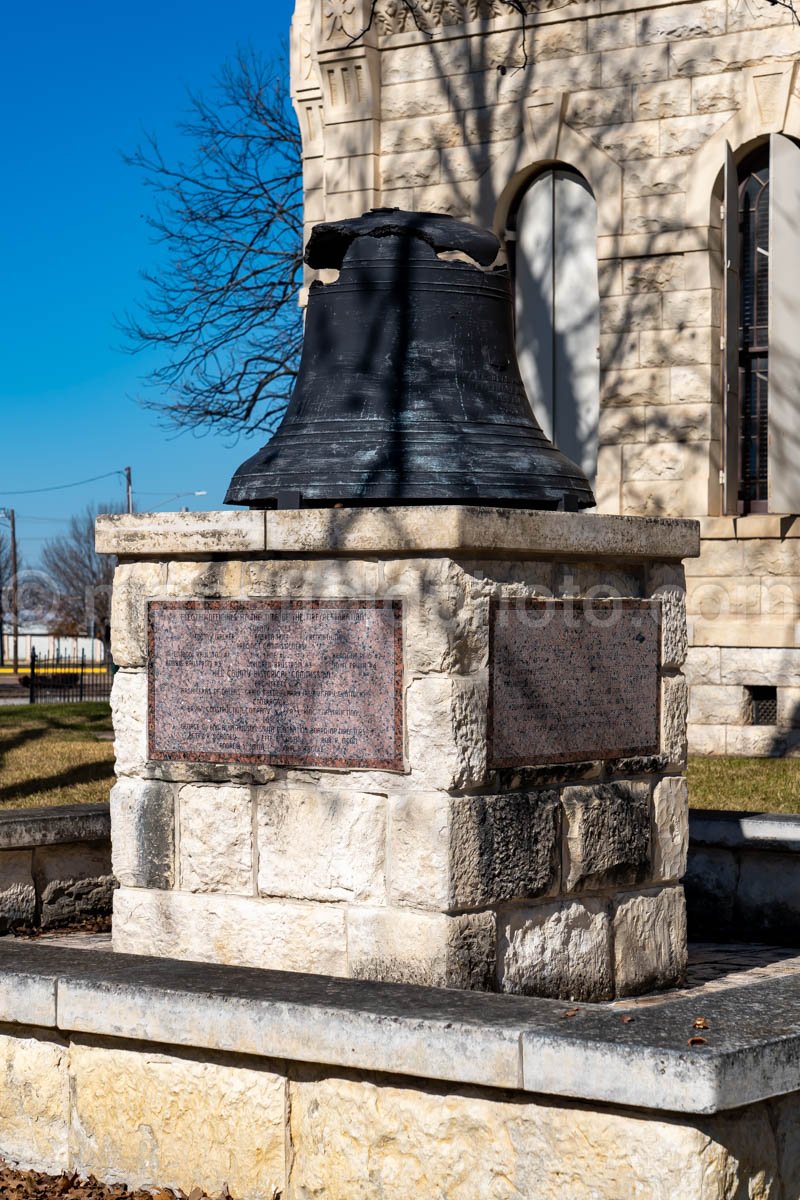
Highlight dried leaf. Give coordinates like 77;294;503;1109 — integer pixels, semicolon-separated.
620;1015;635;1024
693;1017;709;1030
688;1036;708;1047
561;1007;580;1019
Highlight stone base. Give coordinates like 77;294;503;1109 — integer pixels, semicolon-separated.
100;508;698;1000
0;940;798;1200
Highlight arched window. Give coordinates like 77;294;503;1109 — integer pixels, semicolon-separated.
737;144;770;512
508;168;600;487
723;135;800;514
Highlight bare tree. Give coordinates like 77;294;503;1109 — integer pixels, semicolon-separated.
40;504;124;653
122;48;304;437
0;531;12;668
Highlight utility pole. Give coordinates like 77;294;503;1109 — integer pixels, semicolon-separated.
0;509;18;676
125;466;133;514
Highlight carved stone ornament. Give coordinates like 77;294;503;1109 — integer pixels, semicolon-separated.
372;0;575;37
323;0;361;41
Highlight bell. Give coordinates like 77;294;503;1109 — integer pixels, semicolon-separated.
225;209;595;510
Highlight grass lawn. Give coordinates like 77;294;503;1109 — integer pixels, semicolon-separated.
688;755;800;814
0;702;115;809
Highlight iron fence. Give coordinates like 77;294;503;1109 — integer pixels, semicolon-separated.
26;648;114;704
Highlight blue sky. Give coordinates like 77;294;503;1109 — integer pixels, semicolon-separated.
0;0;295;560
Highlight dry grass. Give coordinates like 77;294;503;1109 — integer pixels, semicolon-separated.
688;755;800;814
0;702;114;809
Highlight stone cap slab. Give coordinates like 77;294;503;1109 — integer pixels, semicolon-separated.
690;808;800;853
0;940;796;1115
0;803;110;850
96;508;700;561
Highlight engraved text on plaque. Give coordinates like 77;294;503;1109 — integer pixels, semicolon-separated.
489;599;660;767
147;599;404;770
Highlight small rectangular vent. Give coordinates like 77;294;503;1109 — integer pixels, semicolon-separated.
747;685;777;726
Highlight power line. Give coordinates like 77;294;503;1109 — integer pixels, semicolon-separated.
0;470;125;496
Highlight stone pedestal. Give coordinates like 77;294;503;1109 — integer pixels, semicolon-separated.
98;506;699;1001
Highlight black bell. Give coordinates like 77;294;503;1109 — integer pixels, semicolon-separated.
225;209;595;510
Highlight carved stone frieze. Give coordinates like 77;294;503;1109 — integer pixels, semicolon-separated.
372;0;577;37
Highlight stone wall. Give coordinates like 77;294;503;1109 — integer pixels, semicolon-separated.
103;509;695;1001
290;0;800;755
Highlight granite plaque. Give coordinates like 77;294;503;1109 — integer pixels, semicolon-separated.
147;599;403;769
489;599;660;768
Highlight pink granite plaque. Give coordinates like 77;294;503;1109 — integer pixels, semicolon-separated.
489;599;660;768
147;599;404;770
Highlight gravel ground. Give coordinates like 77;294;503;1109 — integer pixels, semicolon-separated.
0;1166;235;1198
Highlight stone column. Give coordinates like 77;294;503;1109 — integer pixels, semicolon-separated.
99;506;699;1001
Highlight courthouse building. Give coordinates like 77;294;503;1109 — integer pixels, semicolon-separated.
290;0;800;754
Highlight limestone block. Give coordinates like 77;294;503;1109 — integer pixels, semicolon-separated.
743;539;800;575
655;586;688;670
380;149;439;188
110;777;175;889
165;559;243;600
684;540;746;577
380;558;488;674
440;143;503;184
600;331;640;370
602;367;669;406
623;478;708;518
552;560;644;597
499;898;613;1001
635;79;692;119
726;726;800;757
347;907;494;990
688;683;748;725
588;13;636;50
692;72;744;112
685;645;722;684
113;887;347;976
96;511;265;557
670;363;721;403
778;687;800;727
638;1;726;42
670;26;800;76
589;119;660;161
406;673;488;790
111;561;167;667
640;329;714;368
561;783;651;893
0;1032;69;1174
381;114;464;154
598;259;623;296
388;790;559;911
0;849;35;931
612;885;687;995
532;20;588;59
662;674;689;767
381;40;470;84
652;777;688;882
110;670;148;777
687;723;728;754
411;185;473;218
600;44;669;85
567;86;631;128
720;647;800;687
598;406;645;445
257;788;386;903
660;112;731;157
69;1039;285;1199
179;784;253;895
287;1068;772;1200
624;193;685;235
623;255;684;293
622;157;688;197
595;445;622;513
600;293;661;332
623;441;686;480
381;81;452;121
646;402;718;441
33;842;114;929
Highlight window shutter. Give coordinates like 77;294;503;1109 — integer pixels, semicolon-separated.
768;132;800;513
553;171;600;488
723;141;740;515
515;172;555;443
